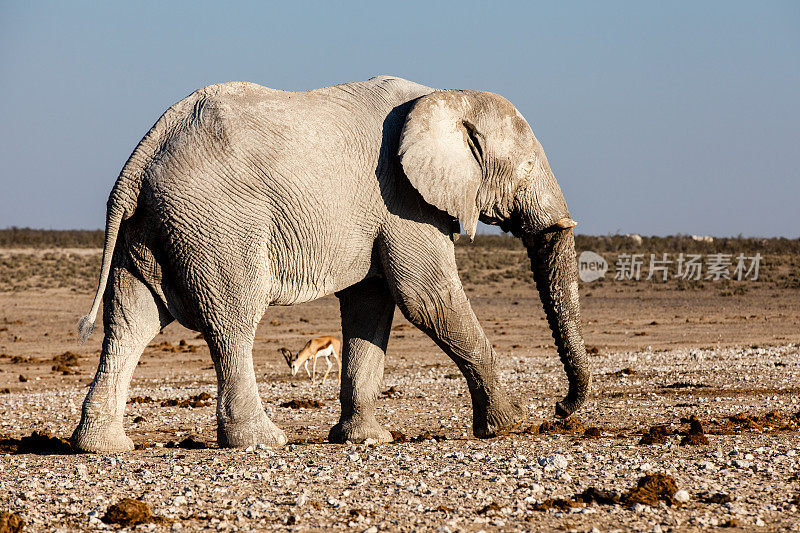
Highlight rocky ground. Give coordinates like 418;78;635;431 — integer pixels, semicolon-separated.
1;246;800;531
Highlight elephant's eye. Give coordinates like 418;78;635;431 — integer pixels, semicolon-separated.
519;159;536;176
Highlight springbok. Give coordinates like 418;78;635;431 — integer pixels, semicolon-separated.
280;335;342;386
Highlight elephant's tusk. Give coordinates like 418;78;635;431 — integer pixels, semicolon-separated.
554;217;578;229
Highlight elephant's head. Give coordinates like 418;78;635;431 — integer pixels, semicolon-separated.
398;90;589;418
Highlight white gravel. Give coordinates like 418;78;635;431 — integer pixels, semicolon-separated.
1;344;800;531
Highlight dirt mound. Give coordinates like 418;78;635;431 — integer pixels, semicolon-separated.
0;511;24;533
280;399;324;409
102;498;167;526
0;430;72;455
9;355;34;365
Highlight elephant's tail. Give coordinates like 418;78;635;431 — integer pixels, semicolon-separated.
77;101;184;343
78;204;125;343
77;88;212;343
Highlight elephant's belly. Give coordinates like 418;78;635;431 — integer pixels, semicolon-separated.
267;253;379;306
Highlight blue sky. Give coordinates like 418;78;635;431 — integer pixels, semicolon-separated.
1;1;798;237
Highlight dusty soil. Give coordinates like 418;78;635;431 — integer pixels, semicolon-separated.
1;246;800;531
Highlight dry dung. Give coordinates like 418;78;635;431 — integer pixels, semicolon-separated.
639;425;674;445
0;511;24;533
165;436;208;450
611;368;636;376
531;498;582;511
102;498;166;526
530;418;585;435
411;431;447;442
477;501;502;515
128;396;155;404
161;392;213;408
680;415;710;445
381;386;401;398
584;427;602;438
52;351;79;366
390;430;408;443
0;430;72;455
623;473;679;506
698;492;732;504
280;399;324;409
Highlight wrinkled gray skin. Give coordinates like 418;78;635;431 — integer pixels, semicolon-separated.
71;76;590;453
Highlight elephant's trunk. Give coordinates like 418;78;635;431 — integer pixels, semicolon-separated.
525;227;590;418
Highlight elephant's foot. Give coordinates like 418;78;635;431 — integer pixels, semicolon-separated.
329;415;393;444
217;411;287;448
71;419;134;453
474;401;529;439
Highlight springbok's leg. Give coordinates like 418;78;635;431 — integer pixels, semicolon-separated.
303;359;311;382
321;356;333;385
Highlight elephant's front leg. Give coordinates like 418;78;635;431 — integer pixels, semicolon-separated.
390;270;528;438
328;278;395;444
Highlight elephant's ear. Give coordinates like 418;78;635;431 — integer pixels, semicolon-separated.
398;91;483;240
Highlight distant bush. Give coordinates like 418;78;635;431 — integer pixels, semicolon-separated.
457;232;800;255
0;227;104;248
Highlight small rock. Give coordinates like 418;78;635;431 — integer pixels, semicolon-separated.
362;527;378;533
538;454;568;470
674;490;690;503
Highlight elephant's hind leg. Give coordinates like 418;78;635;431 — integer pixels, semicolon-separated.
329;278;395;444
205;329;287;448
72;265;172;453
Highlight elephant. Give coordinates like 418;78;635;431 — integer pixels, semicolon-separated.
71;75;590;453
